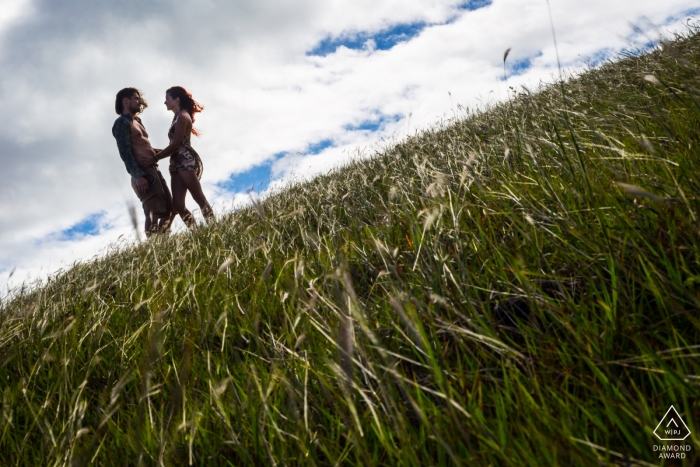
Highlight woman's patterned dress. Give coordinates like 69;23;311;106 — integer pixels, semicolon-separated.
168;111;203;179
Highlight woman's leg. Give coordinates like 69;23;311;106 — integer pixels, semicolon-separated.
171;172;196;228
178;170;214;220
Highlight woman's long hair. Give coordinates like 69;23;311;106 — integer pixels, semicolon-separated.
166;86;203;136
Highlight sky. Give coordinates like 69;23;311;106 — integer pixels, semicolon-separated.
0;0;698;294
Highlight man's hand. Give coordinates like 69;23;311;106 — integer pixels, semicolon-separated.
135;176;149;194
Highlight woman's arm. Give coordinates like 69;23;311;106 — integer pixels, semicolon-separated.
156;112;192;161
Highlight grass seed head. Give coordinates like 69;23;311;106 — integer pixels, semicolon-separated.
337;313;354;387
217;257;234;275
643;74;661;86
388;186;398;201
423;208;439;230
614;182;666;202
503;48;511;63
639;134;656;155
127;202;141;242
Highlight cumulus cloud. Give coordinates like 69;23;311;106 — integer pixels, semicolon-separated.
0;0;697;292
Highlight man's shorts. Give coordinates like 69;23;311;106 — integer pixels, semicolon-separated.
131;165;172;217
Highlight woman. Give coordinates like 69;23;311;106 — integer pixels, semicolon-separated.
155;86;214;228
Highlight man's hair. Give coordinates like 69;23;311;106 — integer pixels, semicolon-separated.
115;87;148;115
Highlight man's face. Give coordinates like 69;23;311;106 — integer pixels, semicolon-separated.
124;93;142;115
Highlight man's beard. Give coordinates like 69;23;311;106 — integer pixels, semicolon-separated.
129;103;141;115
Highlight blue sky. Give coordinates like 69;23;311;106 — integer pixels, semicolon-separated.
344;114;402;132
0;0;698;291
216;114;400;196
59;212;105;239
501;53;542;80
219;163;273;194
308;23;428;56
308;1;493;57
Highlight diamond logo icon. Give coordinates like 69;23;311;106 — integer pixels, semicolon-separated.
654;406;691;441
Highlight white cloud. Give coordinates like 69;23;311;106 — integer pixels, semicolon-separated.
0;0;33;40
0;0;697;292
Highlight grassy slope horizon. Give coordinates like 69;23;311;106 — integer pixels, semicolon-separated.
2;28;700;466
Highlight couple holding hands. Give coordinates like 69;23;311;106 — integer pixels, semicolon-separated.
112;86;213;236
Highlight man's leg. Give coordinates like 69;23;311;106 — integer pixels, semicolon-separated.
134;176;158;237
156;168;176;233
143;206;158;237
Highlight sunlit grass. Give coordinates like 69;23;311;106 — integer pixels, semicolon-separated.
2;28;700;466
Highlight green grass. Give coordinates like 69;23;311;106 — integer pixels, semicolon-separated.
3;29;700;466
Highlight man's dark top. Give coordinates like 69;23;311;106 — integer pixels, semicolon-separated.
112;113;146;179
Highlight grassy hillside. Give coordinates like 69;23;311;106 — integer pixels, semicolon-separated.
3;30;700;466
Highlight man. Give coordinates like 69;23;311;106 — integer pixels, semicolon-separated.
112;88;174;236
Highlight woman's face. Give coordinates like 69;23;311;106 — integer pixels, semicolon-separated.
164;93;179;111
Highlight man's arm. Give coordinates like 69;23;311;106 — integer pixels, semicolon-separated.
112;116;145;179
